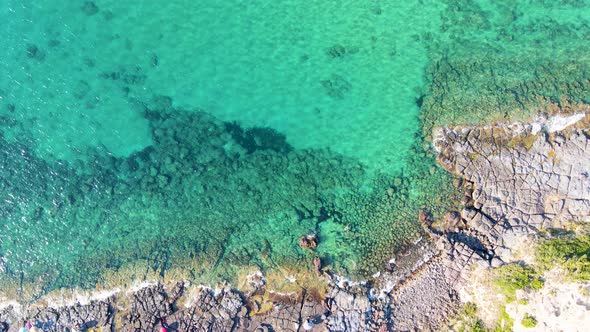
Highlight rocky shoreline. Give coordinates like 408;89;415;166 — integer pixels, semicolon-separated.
1;112;588;331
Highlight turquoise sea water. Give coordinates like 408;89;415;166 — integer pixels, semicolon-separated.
1;1;590;294
1;0;440;170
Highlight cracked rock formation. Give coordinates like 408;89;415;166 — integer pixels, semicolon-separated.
423;113;590;295
434;114;590;260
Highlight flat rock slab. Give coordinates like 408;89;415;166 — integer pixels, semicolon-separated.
434;117;589;254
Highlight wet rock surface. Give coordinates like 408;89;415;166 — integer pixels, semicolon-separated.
0;285;325;332
0;245;456;332
0;245;458;331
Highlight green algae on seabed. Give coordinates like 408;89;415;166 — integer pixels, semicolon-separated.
2;0;590;296
420;0;590;134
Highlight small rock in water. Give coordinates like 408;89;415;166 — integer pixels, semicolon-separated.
386;187;395;197
299;233;318;249
48;39;60;47
73;80;91;99
320;74;352;99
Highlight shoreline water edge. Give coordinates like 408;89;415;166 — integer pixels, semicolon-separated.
1;112;588;331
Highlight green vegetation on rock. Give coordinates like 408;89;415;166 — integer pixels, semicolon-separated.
492;264;543;302
536;235;590;281
454;302;487;332
520;313;538;328
493;305;514;332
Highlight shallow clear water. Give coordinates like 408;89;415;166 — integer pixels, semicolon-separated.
1;0;590;293
0;0;441;171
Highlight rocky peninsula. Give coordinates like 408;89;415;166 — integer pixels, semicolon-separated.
1;112;587;331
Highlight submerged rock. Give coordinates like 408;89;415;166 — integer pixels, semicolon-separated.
320;74;352;99
81;1;99;16
26;44;45;61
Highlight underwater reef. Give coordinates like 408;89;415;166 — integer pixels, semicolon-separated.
0;100;358;289
0;94;461;294
420;0;590;133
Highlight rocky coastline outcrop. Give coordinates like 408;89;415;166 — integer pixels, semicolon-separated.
1;113;588;331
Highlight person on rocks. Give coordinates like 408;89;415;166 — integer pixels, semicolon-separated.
24;323;41;332
19;321;31;332
160;317;169;332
